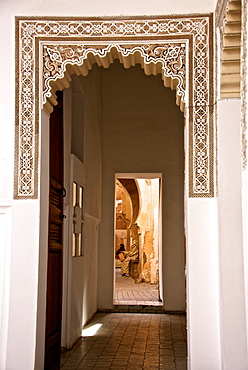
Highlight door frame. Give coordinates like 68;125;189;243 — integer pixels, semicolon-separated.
114;173;163;303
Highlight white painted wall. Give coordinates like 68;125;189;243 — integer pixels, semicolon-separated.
6;201;40;370
242;23;248;358
183;99;222;367
0;5;16;365
186;198;222;369
1;0;217;19
98;60;185;310
2;1;248;370
242;166;248;358
0;204;12;370
218;99;248;369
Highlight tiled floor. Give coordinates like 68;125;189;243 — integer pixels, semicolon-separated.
114;268;162;306
60;312;187;369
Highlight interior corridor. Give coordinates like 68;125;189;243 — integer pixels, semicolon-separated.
60;312;187;369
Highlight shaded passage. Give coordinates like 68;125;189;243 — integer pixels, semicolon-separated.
61;312;187;369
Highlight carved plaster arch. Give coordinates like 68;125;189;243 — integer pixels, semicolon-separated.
15;15;214;198
43;43;186;115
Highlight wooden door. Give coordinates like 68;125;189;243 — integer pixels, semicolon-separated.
45;91;64;369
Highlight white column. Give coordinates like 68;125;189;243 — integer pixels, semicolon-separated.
218;99;248;369
186;198;222;369
242;7;248;355
242;167;248;359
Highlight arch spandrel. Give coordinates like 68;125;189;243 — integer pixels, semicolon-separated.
15;15;214;198
42;43;187;114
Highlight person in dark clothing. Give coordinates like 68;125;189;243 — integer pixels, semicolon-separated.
115;243;126;261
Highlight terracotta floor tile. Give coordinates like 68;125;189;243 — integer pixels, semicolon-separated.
114;268;161;306
60;312;186;370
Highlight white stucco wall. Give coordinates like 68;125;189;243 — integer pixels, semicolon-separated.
186;197;222;369
2;1;247;370
6;201;40;370
0;0;217;19
0;204;12;370
218;99;248;369
242;19;248;357
242;166;248;359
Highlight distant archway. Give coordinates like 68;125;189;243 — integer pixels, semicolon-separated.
114;175;162;305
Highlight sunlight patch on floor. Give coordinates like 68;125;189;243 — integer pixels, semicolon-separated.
81;323;102;337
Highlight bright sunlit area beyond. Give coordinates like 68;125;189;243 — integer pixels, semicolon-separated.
81;323;102;337
114;176;161;304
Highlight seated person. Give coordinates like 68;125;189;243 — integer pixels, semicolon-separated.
115;244;126;261
121;240;139;277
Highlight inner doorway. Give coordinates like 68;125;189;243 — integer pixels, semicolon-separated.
114;174;162;306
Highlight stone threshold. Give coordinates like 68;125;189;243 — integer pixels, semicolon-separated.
98;305;186;314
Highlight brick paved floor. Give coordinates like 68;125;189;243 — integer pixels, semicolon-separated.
114;268;162;306
60;312;187;369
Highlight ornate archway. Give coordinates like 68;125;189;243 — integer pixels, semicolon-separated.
15;15;214;198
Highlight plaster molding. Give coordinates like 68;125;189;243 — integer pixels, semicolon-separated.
15;15;214;198
43;42;187;113
217;0;241;98
216;0;229;27
217;0;245;168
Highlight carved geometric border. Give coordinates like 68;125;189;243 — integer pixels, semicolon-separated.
15;15;214;198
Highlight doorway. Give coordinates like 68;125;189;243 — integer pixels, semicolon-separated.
114;175;162;306
43;61;185;366
98;60;185;311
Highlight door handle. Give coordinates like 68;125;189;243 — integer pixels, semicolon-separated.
61;188;66;197
59;212;67;221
